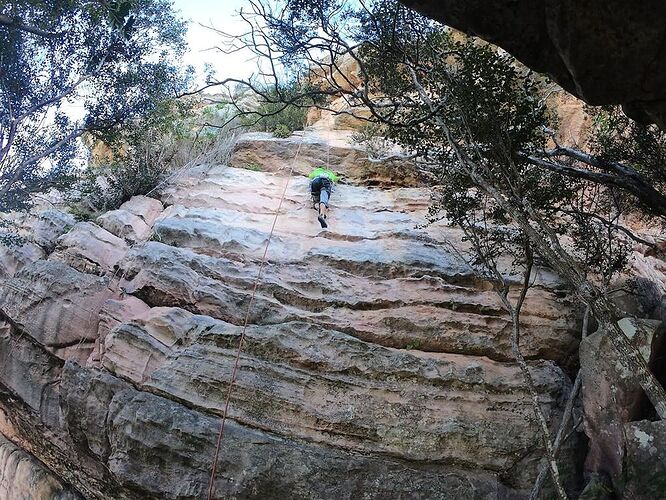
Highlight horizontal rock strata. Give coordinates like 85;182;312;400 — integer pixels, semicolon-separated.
0;151;582;497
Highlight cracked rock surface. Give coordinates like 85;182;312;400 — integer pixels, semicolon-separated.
0;137;583;498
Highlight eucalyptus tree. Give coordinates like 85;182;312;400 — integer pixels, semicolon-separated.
0;0;191;211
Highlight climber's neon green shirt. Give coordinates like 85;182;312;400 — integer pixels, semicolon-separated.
308;167;339;183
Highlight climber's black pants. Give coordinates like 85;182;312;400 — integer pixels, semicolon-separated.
311;176;332;207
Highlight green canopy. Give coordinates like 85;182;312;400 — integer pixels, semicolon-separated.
308;167;339;183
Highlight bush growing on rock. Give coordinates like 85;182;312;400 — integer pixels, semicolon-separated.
272;123;292;138
0;0;191;213
212;0;666;497
69;98;240;218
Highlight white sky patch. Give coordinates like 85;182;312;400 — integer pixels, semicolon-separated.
172;0;259;85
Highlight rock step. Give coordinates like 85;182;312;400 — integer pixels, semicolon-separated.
0;162;583;495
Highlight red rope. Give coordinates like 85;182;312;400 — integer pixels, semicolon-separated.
206;140;303;499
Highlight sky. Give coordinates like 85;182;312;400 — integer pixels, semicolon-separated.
172;0;258;85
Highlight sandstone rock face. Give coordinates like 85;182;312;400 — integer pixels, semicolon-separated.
0;241;44;279
0;209;73;279
0;434;81;500
579;318;666;493
51;221;129;275
399;0;666;127
32;209;76;252
229;131;422;187
97;196;164;244
0;143;584;497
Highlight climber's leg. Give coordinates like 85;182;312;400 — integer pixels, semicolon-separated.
317;185;330;228
319;183;330;213
317;204;328;228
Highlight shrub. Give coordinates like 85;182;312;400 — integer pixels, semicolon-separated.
350;123;393;159
272;124;292;138
244;162;264;171
239;80;315;134
70;98;239;218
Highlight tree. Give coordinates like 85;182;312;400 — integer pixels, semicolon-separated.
0;0;191;212
202;0;666;495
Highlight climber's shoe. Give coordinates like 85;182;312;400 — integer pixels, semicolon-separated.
318;215;328;228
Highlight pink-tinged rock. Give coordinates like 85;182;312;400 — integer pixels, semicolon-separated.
117;240;579;365
31;209;76;252
53;344;95;366
580;318;665;487
51;221;128;275
97;209;152;243
89;296;151;366
0;260;110;349
0;159;588;496
102;317;572;489
102;307;216;384
132;307;216;347
0;434;80;500
0;242;44;279
103;322;171;385
118;195;163;226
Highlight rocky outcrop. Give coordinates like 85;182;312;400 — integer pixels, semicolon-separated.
579;318;666;495
97;195;163;244
0;434;80;500
399;0;666;128
0;134;584;497
624;420;666;498
229;132;422;187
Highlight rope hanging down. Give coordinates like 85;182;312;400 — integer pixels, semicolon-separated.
206;137;304;499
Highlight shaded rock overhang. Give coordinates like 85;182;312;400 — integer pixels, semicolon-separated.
398;0;666;128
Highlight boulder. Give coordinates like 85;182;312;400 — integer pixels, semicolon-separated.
0;260;111;350
609;277;664;320
51;221;129;275
89;296;152;366
117;195;164;226
31;210;76;252
95;195;165;245
0;241;44;278
97;209;152;243
579;318;666;489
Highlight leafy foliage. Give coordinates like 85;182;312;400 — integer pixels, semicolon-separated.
272;123;292;138
589;105;666;216
0;0;191;212
70;97;239;217
241;81;312;135
350;123;393;160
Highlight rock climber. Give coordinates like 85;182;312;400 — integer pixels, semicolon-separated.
308;166;339;228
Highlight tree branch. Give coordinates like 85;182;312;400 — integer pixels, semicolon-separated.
0;14;62;39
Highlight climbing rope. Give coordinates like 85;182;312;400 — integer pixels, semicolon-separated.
0;132;305;499
206;136;304;499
